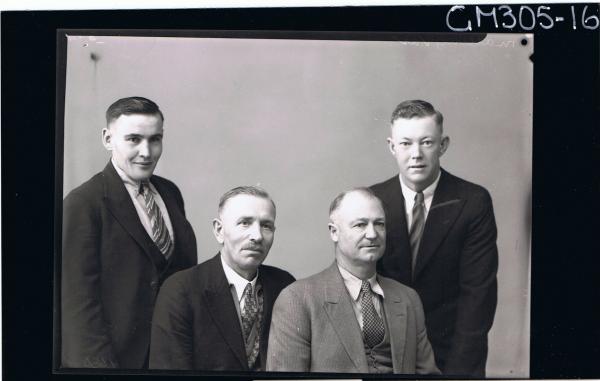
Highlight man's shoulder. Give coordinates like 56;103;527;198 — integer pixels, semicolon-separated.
370;175;398;194
377;274;420;303
441;170;490;196
282;266;333;295
259;264;296;284
151;174;178;188
63;171;107;206
161;263;205;296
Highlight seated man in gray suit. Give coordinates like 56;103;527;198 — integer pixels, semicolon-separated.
149;186;295;371
267;188;439;375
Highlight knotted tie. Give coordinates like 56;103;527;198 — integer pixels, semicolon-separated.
140;182;173;259
409;191;425;275
360;281;385;348
241;283;260;368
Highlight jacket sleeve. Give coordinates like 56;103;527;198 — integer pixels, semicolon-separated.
408;288;441;375
61;191;119;368
444;190;498;377
266;285;312;372
149;273;194;370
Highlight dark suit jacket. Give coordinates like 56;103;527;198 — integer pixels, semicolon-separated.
371;169;498;377
266;263;439;374
61;162;198;368
149;253;295;371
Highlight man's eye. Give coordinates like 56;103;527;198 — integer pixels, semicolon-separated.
239;221;250;227
127;137;140;143
151;136;163;143
399;142;410;147
262;224;274;231
354;223;366;228
422;140;433;146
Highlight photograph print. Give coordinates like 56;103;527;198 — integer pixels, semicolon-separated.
57;31;532;377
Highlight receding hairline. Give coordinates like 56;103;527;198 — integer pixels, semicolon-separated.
217;186;276;217
329;187;384;220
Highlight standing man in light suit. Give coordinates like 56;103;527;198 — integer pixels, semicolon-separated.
149;186;295;371
267;188;439;375
371;100;498;377
61;97;198;368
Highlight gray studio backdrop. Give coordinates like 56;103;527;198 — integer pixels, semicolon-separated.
62;33;532;377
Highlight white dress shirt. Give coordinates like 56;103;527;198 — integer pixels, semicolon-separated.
337;264;385;330
221;255;260;324
399;171;441;230
112;158;174;243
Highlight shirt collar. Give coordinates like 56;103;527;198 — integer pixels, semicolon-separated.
399;169;441;202
337;263;384;301
111;158;152;196
220;253;259;302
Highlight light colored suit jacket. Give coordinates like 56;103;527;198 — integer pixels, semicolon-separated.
266;262;439;374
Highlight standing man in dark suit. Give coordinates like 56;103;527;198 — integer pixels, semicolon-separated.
370;100;498;377
149;186;295;371
61;97;198;368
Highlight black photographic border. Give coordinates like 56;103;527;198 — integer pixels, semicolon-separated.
2;4;599;380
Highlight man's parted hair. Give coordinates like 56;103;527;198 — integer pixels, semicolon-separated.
390;99;444;132
218;186;276;215
106;96;165;125
329;187;383;219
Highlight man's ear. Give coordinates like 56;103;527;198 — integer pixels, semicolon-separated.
212;218;225;244
328;222;339;243
387;137;395;155
440;136;450;156
101;128;113;151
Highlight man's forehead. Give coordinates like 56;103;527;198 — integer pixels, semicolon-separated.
336;192;384;219
391;115;441;134
109;113;163;128
220;194;275;217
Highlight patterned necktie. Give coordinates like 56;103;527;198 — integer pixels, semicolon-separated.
140;182;173;259
409;191;425;275
241;283;260;368
360;281;385;348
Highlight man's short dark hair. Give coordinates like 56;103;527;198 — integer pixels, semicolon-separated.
329;187;383;219
106;96;164;125
218;186;276;216
390;100;444;131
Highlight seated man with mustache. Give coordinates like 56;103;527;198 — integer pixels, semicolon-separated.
149;186;295;370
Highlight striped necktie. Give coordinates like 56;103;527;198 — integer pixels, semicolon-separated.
409;191;425;275
140;182;173;259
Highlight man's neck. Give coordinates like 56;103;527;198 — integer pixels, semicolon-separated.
336;256;376;280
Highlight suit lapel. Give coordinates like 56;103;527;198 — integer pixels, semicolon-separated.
380;278;408;373
378;177;412;283
152;177;183;272
258;267;275;369
414;170;465;279
101;162;166;268
203;255;247;369
321;264;368;373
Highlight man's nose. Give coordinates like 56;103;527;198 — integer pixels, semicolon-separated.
409;143;422;158
365;223;378;239
138;140;150;157
248;222;263;242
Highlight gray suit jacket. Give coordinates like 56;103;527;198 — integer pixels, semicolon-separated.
266;262;439;374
